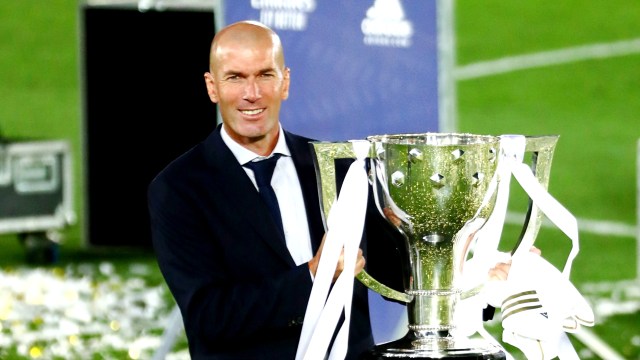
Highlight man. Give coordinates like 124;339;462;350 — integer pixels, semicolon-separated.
148;20;404;359
148;19;524;360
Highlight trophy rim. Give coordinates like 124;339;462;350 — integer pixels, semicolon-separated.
366;132;500;146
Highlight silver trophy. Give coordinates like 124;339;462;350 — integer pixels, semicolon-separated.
311;133;559;360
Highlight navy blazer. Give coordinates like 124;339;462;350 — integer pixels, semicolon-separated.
148;124;403;359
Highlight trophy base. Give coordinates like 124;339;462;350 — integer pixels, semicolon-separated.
361;332;506;360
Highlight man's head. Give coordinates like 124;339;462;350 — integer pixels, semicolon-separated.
204;20;290;155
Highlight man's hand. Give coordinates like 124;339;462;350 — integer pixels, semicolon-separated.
308;234;366;282
487;246;542;281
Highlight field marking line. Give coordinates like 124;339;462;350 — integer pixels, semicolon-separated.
506;212;636;238
572;327;626;360
454;37;640;80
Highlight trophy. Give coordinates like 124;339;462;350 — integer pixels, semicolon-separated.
311;133;560;360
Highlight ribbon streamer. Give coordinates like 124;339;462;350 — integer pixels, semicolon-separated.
296;140;371;360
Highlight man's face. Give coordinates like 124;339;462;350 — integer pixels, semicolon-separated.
205;38;290;146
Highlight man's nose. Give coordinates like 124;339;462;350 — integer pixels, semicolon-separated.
243;79;261;101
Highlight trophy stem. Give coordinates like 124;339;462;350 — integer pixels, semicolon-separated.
407;233;457;329
361;231;505;359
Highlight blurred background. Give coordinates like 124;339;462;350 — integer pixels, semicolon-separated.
0;0;639;359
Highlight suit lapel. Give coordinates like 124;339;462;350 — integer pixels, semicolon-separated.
204;127;295;266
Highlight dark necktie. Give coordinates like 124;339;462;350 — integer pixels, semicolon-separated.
243;154;285;239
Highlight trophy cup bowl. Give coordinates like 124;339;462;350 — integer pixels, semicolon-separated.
310;134;560;360
364;133;504;360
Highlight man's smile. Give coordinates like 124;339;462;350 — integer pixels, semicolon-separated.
241;108;265;116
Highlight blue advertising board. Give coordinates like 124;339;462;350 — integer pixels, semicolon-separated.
222;0;440;141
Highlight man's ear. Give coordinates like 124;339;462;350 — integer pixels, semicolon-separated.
204;72;219;103
281;67;291;100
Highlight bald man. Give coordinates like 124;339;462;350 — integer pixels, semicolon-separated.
148;20;405;359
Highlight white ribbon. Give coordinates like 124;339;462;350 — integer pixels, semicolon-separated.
296;140;371;360
463;136;523;284
453;136;523;358
463;135;593;360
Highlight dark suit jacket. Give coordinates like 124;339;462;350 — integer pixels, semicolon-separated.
148;125;404;359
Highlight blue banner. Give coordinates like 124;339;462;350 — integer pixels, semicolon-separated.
223;0;440;141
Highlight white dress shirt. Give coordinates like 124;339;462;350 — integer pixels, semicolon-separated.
221;125;313;266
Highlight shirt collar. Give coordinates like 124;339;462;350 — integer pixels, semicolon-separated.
220;124;291;166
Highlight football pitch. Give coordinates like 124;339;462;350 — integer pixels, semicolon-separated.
0;0;639;359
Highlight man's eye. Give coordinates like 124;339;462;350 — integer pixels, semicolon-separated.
225;75;240;81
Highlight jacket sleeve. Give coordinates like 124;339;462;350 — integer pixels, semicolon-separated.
148;168;313;347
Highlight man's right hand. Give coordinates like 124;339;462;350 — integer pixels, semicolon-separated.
308;234;366;282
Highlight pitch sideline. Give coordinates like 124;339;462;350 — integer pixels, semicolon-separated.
454;37;640;81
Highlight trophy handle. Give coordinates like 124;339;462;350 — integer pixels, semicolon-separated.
357;271;413;303
310;141;413;304
510;135;560;255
